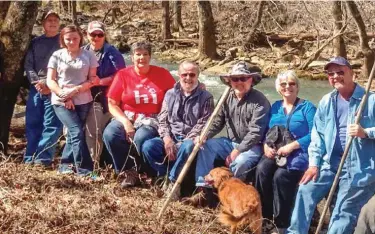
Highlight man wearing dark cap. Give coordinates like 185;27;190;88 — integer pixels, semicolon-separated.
184;61;271;206
287;56;375;234
24;10;62;167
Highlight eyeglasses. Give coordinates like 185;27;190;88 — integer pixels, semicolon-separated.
181;73;197;78
325;70;345;77
280;82;297;88
231;77;251;82
89;33;104;38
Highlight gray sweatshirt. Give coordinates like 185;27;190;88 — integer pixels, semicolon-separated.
207;88;271;152
24;34;60;83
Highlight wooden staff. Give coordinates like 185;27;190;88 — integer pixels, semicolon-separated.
315;60;375;234
157;86;231;221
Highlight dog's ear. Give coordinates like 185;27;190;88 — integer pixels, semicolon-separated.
246;199;259;212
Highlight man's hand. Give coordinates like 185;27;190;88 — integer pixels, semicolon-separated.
163;136;177;161
299;166;319;185
35;82;51;95
349;124;367;138
122;120;135;143
225;149;240;167
264;144;276;159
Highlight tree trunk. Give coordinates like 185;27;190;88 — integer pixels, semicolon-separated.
346;1;374;78
161;1;172;40
0;1;40;153
197;1;218;60
71;0;78;26
332;1;347;58
0;1;10;27
244;1;266;51
172;0;183;32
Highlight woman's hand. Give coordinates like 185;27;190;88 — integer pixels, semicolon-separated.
122;120;135;143
264;144;276;159
89;75;100;86
64;99;75;110
277;143;295;157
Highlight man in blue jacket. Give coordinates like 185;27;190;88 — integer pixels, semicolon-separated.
24;10;62;167
287;57;375;234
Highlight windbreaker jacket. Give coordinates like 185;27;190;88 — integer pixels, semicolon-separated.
309;84;375;187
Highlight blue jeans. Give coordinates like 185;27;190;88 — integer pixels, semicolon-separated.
287;169;375;234
24;87;62;166
53;103;92;173
142;137;195;182
102;119;158;174
195;137;262;186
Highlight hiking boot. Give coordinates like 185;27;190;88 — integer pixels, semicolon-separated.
34;163;53;170
182;188;207;207
164;182;180;202
120;169;141;188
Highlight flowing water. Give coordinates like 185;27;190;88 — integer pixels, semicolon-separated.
124;54;333;106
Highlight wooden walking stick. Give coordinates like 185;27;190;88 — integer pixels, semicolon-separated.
157;86;231;221
315;60;375;234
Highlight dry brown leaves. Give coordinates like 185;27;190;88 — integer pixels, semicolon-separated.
0;156;230;234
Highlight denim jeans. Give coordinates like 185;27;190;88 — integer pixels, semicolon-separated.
195;137;262;186
287;169;375;234
53;103;92;174
85;102;112;161
255;156;304;228
142;137;195;182
102;119;158;174
24;86;62;166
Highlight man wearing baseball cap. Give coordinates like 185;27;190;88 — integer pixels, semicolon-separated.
23;10;62;168
287;56;375;234
184;61;271;206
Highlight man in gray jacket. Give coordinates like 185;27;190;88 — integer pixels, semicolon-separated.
185;62;270;206
142;61;214;200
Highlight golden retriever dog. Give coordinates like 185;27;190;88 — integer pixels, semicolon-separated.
205;167;262;234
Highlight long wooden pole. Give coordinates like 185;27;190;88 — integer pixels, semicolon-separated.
315;60;375;234
157;86;231;221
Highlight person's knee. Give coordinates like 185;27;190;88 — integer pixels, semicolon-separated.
142;139;154;157
273;168;290;184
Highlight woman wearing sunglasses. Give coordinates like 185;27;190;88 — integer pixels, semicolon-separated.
255;70;316;234
82;21;126;165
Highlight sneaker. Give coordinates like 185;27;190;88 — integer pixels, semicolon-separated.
164;182;180;202
57;164;74;175
120;169;141;188
34;163;53;170
182;188;207;207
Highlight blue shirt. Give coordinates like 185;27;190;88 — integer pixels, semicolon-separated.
269;99;317;171
309;84;375;187
334;94;349;154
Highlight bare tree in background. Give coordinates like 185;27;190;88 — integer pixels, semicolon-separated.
172;1;183;32
332;1;347;58
197;1;218;60
71;0;78;26
244;1;266;51
0;1;40;153
161;1;172;40
346;1;374;78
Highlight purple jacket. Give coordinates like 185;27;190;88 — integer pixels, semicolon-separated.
158;82;214;140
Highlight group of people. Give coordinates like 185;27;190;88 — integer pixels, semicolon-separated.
22;9;375;234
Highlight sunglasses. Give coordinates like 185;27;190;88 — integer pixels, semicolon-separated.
325;70;345;77
181;73;197;78
280;82;297;88
89;33;104;38
230;77;251;82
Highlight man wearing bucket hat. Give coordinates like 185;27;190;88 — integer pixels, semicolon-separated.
287;56;375;234
184;61;271;206
24;10;62;168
